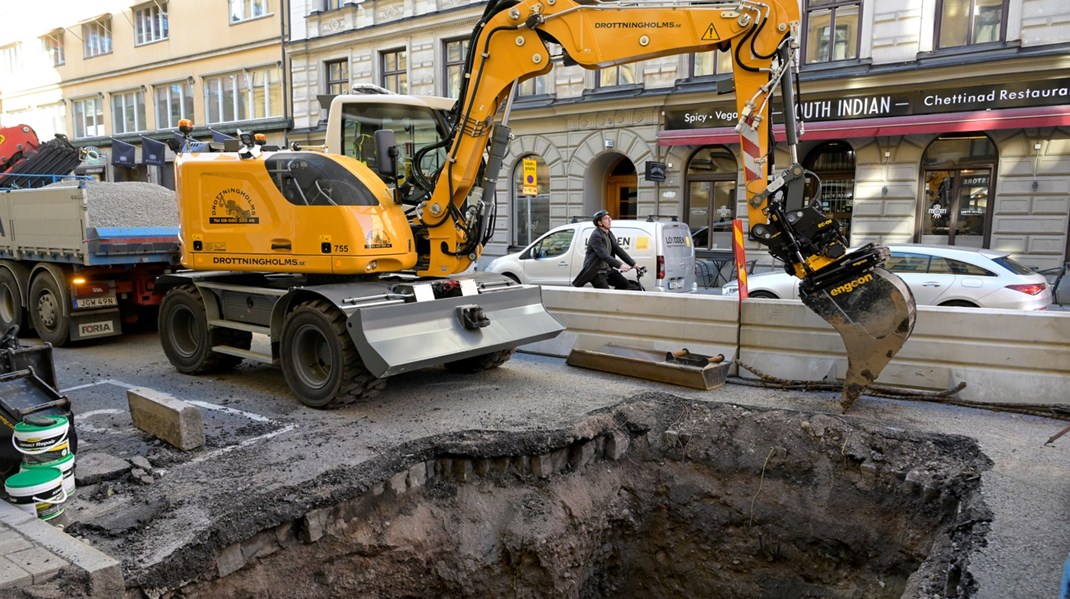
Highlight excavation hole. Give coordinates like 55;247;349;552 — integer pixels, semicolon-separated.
158;396;992;598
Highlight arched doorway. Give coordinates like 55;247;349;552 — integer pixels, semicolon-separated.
605;157;637;219
685;146;737;251
919;135;997;247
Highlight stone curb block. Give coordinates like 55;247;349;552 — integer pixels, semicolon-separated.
127;387;206;451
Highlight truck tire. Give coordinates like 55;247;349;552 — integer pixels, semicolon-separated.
443;348;515;373
28;272;69;346
159;286;250;374
0;269;24;334
280;299;385;408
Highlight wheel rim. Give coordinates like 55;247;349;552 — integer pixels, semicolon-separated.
291;323;332;390
169;306;200;358
36;292;58;330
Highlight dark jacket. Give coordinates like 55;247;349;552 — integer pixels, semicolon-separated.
571;227;636;287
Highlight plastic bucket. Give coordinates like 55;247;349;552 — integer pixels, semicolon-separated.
4;467;67;520
12;416;70;464
21;453;75;497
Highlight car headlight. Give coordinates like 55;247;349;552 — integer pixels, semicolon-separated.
722;284;739;296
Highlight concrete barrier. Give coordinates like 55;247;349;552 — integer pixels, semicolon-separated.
525;287;1070;405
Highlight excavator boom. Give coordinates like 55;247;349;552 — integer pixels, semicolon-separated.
419;0;916;409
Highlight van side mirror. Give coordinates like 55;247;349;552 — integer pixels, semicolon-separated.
374;129;398;178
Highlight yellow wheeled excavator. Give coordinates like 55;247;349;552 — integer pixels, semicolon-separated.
156;0;915;410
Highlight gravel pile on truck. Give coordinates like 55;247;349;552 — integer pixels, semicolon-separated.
0;179;180;345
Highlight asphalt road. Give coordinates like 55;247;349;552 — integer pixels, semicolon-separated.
33;330;1070;597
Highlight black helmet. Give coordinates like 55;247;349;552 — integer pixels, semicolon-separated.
592;210;610;226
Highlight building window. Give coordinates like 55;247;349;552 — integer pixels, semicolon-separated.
326;59;349;95
72;97;105;139
83;17;112;58
597;64;636;88
803;0;859;64
517;75;550;97
686;147;738;252
803;141;856;241
112;90;147;134
41;32;64;67
381;49;407;94
205;66;282;123
512;155;550;247
322;0;344;9
936;0;1007;49
443;38;469;99
134;2;169;46
155;80;195;129
229;0;268;22
691;50;732;78
0;44;20;80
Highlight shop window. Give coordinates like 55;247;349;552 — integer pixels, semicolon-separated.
936;0;1007;49
512;155;550;247
686;146;737;251
803;141;855;241
920;134;997;247
802;0;860;64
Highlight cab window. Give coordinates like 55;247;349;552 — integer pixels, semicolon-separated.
265;153;379;207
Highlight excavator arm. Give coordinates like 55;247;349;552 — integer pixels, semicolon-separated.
416;0;915;410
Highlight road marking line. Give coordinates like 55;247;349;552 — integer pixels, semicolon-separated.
188;423;298;465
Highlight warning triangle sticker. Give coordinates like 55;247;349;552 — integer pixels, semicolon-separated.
702;23;719;41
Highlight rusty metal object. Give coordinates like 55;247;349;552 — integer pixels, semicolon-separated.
801;267;916;412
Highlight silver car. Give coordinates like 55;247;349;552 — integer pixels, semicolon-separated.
722;244;1053;310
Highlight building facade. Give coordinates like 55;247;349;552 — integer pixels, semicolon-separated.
3;1;1068;271
0;0;289;186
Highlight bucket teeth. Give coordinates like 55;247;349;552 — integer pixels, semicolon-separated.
801;267;916;412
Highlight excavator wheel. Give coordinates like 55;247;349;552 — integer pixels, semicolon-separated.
442;348;515;374
159;285;250;374
801;267;916;412
280;299;386;409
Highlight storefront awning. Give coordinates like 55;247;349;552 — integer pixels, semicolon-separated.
657;105;1070;146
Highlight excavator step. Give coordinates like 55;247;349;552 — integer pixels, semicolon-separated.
208;319;271;336
211;345;274;364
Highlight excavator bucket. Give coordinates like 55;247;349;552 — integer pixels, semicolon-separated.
800;267;916;412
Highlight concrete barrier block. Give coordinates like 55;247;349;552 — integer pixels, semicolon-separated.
127;387;205;451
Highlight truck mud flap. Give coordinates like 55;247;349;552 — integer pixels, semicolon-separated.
347;285;563;378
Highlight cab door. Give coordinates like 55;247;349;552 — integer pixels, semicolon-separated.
520;227;578;286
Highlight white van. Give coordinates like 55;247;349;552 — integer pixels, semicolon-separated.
485;218;697;293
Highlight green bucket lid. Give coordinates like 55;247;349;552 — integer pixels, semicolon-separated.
22;453;75;469
5;467;63;489
13;415;68;434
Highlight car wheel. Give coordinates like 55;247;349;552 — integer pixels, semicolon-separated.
748;290;779;299
443;349;514;373
939;300;978;308
502;273;520;284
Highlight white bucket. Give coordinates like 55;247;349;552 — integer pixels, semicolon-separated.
4;467;67;520
21;453;75;497
12;416;70;464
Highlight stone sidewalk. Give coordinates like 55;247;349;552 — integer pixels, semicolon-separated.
0;501;121;597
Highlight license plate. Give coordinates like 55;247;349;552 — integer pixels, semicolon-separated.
74;296;118;309
668;280;680;290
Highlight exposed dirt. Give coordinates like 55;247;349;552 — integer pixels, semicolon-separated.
27;392;991;598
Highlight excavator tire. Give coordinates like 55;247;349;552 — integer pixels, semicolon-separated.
280;299;386;409
443;348;515;374
159;285;250;374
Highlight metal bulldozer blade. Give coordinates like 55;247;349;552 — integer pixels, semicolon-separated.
801;267;916;412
